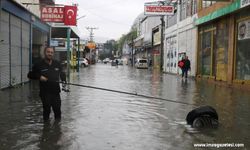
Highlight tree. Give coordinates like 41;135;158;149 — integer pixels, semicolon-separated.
117;28;137;56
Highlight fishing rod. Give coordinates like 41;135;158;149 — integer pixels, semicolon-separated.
60;81;196;106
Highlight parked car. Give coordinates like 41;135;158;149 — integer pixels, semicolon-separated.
62;58;88;68
111;60;117;66
103;58;110;64
116;59;123;65
77;58;89;67
135;58;148;69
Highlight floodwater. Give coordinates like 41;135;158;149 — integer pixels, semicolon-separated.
0;64;249;150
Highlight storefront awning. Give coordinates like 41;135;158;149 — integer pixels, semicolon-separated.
51;25;81;38
195;0;241;25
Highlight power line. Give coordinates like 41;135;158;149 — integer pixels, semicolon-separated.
82;0;125;10
82;9;131;26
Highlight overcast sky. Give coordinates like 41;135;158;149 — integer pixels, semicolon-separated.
55;0;155;42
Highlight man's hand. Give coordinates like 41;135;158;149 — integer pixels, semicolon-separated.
40;75;48;82
62;81;66;89
62;81;70;92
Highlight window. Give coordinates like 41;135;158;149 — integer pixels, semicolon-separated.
167;13;177;27
180;0;187;20
180;0;197;21
201;31;212;75
191;0;197;15
202;0;216;8
235;19;250;80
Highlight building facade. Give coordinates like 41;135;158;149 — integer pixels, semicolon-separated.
134;14;161;68
0;0;50;89
196;0;250;88
163;0;197;76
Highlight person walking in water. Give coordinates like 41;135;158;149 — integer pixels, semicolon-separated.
182;56;191;78
28;47;66;121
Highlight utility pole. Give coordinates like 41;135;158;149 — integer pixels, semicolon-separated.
131;36;134;67
160;16;165;71
86;27;98;64
86;27;98;42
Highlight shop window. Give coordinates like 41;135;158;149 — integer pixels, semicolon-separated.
180;0;197;21
236;19;250;80
213;19;229;81
167;13;177;27
201;31;212;75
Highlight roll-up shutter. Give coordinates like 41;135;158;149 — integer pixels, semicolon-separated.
0;10;10;89
10;15;22;86
21;21;30;83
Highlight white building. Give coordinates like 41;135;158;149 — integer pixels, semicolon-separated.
163;0;197;76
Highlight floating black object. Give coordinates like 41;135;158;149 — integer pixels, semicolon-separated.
186;106;219;128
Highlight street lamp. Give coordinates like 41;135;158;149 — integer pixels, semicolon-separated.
77;15;86;20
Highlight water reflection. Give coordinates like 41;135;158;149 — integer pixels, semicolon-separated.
38;120;62;150
0;64;250;149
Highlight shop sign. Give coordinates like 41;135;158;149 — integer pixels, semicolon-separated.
41;6;77;26
50;40;59;46
87;42;96;49
64;6;77;26
238;19;250;40
144;1;174;16
240;0;250;8
41;7;64;22
153;50;160;55
153;30;161;46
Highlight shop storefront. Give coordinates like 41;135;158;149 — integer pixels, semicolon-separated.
196;0;250;88
0;0;50;89
152;26;161;69
234;9;250;83
197;18;229;81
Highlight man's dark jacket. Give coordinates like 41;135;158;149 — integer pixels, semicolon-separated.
28;59;66;95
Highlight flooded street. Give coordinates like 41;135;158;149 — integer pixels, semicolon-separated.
0;64;249;150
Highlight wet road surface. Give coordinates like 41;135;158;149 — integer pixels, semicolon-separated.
0;64;249;150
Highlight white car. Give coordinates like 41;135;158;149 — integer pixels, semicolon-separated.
77;58;89;67
103;58;110;64
63;58;89;68
135;58;148;69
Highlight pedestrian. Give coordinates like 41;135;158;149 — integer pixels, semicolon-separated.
27;47;66;121
182;56;191;78
115;59;119;67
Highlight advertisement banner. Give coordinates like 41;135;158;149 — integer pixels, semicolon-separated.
64;6;77;26
41;7;64;22
238;19;250;40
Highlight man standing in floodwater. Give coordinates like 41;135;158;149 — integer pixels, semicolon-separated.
28;47;66;121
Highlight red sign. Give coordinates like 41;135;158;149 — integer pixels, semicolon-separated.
144;5;174;15
41;6;77;26
41;7;64;22
153;50;160;55
64;6;77;26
